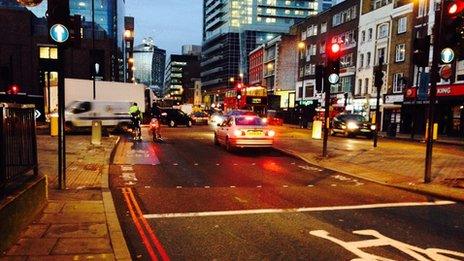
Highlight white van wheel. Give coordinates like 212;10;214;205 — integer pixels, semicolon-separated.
169;120;176;127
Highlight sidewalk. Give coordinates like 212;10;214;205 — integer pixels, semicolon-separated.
274;125;464;201
1;135;131;260
380;132;464;146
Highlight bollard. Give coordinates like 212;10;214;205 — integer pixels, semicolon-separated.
425;122;439;141
91;120;102;145
312;120;323;139
433;123;438;140
50;115;58;136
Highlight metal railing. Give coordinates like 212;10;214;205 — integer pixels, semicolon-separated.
0;103;38;198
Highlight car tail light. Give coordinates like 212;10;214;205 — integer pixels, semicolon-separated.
267;130;276;137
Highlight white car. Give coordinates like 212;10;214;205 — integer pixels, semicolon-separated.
214;115;275;151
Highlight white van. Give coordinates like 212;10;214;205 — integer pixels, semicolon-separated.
64;100;133;130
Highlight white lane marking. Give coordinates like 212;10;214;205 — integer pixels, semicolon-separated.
252;163;256;166
204;186;210;188
310;229;464;261
307;185;314;187
283;185;289;188
144;186;151;189
331;184;337;187
298;165;323;172
233;163;238;166
176;186;182;189
216;163;220;166
332;175;364;186
291;162;296;165
257;185;262;188
143;201;455;219
173;163;178;166
230;186;236;188
121;172;137;182
121;165;133;171
194;163;199;166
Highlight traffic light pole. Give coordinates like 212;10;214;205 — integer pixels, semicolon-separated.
424;0;443;183
322;77;330;157
57;46;66;189
373;57;384;148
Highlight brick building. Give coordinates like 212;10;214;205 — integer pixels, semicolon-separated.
291;0;360;108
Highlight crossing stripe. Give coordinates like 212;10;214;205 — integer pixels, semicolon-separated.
143;201;455;219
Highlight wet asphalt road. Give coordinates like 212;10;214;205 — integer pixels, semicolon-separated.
109;125;464;260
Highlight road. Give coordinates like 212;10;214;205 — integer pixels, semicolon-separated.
109;125;464;260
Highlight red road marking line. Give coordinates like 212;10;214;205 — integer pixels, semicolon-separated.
127;187;171;261
122;188;159;261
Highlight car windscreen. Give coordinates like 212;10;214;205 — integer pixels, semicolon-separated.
235;116;265;126
341;114;366;122
67;101;91;114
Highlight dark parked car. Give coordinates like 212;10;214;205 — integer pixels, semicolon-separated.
265;110;284;126
190;111;209;125
331;114;375;138
160;109;193;127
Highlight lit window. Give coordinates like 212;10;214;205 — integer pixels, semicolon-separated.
395;43;406;62
39;47;58;59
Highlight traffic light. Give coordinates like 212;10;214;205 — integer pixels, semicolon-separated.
325;43;341;87
440;0;464;58
236;83;242;100
374;66;384;87
413;36;430;67
315;65;324;92
7;84;20;95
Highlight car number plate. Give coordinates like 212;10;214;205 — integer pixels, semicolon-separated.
361;129;370;132
247;131;263;136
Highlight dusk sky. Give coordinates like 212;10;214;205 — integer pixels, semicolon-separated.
125;0;203;55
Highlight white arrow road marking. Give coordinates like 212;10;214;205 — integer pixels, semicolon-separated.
143;201;455;219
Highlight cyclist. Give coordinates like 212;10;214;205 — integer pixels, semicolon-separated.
129;102;142;140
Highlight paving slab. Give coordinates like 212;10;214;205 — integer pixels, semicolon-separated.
20;225;49;238
44;223;108;238
51;238;112;255
27;253;115;261
5;238;57;256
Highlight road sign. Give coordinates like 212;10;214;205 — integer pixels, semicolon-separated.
328;73;339;84
441;48;455;63
440;64;453;79
34;110;41;119
49;24;69;43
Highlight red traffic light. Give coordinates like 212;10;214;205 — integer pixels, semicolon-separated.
449;2;458;14
331;43;341;54
327;42;341;60
445;0;464;16
8;84;20;95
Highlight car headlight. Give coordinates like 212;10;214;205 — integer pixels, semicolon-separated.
267;130;276;137
347;122;359;130
370;125;376;131
233;129;245;137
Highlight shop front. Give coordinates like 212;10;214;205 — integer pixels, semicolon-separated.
401;84;464;138
383;94;403;133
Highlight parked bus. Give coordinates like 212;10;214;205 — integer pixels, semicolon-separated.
224;86;267;114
